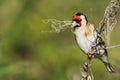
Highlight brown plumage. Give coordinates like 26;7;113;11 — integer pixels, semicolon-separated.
85;23;93;37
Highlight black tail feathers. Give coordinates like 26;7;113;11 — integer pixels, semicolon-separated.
105;63;115;73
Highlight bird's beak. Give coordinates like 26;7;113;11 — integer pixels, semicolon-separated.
71;21;79;28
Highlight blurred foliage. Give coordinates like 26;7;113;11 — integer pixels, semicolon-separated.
0;0;120;80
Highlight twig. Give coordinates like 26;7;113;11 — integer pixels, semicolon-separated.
42;19;71;33
99;0;120;34
99;0;120;46
107;44;120;49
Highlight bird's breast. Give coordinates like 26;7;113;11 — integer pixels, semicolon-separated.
74;27;96;54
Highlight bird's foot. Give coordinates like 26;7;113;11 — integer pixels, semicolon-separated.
88;52;95;58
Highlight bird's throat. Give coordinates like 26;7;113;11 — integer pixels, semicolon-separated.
73;25;81;31
73;22;82;30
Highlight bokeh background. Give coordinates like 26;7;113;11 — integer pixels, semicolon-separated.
0;0;120;80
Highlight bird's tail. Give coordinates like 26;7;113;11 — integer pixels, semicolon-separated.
98;51;115;73
105;63;115;73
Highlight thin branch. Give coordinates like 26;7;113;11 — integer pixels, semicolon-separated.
42;19;71;33
107;44;120;49
99;0;120;46
99;0;120;34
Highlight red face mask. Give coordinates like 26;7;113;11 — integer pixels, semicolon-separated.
72;16;82;26
72;16;81;21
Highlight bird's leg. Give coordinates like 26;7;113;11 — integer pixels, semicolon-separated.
88;48;96;58
82;56;92;80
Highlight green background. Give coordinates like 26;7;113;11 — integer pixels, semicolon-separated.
0;0;120;80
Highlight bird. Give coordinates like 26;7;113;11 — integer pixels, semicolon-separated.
71;12;115;74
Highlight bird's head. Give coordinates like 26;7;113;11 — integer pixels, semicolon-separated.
71;12;88;29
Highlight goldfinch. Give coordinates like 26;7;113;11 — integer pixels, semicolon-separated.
71;12;115;73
